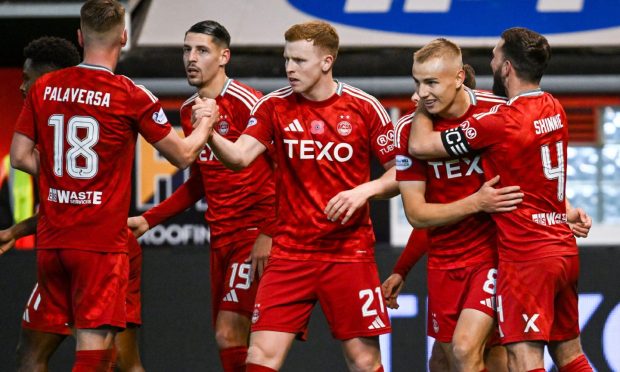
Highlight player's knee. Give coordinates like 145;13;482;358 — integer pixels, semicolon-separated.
344;352;381;372
246;344;272;365
452;335;482;364
215;325;247;349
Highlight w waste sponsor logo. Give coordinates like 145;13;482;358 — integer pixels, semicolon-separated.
287;0;620;36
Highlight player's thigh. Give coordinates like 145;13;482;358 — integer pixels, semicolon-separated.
548;336;584;368
250;258;317;339
115;326;144;371
452;308;495;351
16;328;67;362
484;345;508;372
317;261;390;340
340;336;381;370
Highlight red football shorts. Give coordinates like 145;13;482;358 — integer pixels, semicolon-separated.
251;257;391;340
210;230;260;324
496;255;580;344
126;235;142;326
22;249;129;333
427;261;497;342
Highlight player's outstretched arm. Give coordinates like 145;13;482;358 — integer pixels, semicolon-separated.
0;215;37;255
401;175;523;228
566;199;592;238
153;98;219;169
10;133;39;176
408;107;449;160
208;133;266;171
324;161;399;225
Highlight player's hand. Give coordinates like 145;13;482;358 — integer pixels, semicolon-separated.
567;207;592;238
475;175;523;213
0;228;16;256
382;273;404;309
127;216;150;238
246;233;272;282
324;187;369;224
191;98;217;126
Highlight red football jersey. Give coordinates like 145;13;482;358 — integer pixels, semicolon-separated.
243;82;395;262
397;90;504;269
14;64;171;252
143;79;276;249
442;90;577;261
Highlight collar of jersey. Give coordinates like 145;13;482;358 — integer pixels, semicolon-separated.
295;80;343;107
508;88;543;105
219;78;233;96
77;63;114;74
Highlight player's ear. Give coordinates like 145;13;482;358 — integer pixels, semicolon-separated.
77;28;84;48
120;29;128;47
456;68;465;89
220;48;231;67
321;55;334;73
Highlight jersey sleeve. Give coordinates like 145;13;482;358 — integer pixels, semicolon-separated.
395;121;427;182
131;85;172;144
142;165;205;227
367;101;396;165
440;105;504;158
242;100;275;148
14;89;37;141
393;228;429;279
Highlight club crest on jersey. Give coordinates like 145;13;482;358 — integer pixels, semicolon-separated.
337;115;352;136
310;120;325;134
218;116;230;136
152;108;168;125
460;120;477;139
432;316;440;334
247;117;258;128
252;304;260;324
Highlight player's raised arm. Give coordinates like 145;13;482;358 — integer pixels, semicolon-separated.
10;134;39;176
153;98;219;169
407;107;449;160
208;133;266;171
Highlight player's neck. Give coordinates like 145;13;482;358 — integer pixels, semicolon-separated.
439;87;470;119
506;78;540;99
82;47;120;72
198;72;228;99
301;77;337;102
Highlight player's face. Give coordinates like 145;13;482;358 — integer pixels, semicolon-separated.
412;56;462;117
183;32;229;89
20;58;44;98
284;40;329;95
491;39;508;97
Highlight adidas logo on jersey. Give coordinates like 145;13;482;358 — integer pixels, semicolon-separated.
223;289;239;303
368;315;387;330
284;119;304;132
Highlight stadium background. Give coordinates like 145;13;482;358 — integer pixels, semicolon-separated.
1;0;620;370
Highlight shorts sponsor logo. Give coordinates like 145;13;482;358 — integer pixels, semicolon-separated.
531;212;567;226
395;155;412;171
523;313;540;333
48;187;102;205
247;117;258;128
310;120;325;134
152;108;168;125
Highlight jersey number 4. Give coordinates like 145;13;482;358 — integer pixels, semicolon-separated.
48;115;99;179
540;141;565;202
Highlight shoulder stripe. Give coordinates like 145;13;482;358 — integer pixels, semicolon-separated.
250;86;293;115
477;97;507;104
395;113;414;149
227;83;260;110
227;88;255;111
228;81;260;103
181;93;200;108
473;104;502;120
341;85;390;125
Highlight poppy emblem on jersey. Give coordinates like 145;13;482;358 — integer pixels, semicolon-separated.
152;108;168;125
460;120;477;139
310;120;325;134
247;117;258;128
218;121;230;136
395;155;412;171
337;117;352;136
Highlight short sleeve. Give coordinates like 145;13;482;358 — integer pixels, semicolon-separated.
394;120;426;182
14;89;37;141
243;99;275;148
441;104;505;157
367;102;395;165
132;85;172;144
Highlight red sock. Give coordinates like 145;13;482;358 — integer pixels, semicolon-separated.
73;349;116;372
246;363;277;371
220;346;248;372
375;366;384;372
108;347;117;372
559;355;593;372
